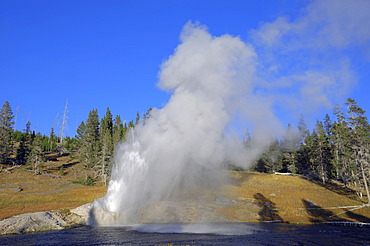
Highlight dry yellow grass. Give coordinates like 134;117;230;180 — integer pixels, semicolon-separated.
0;186;106;220
1;162;369;225
226;171;370;224
0;165;106;220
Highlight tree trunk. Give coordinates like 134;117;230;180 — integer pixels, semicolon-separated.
321;164;325;184
335;147;340;180
360;161;370;204
351;170;358;189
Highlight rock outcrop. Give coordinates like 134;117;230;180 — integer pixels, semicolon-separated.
0;212;67;235
0;208;87;235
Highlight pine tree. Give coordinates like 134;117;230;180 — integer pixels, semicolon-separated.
128;120;135;128
298;114;310;145
323;114;335;178
331;104;352;183
0;101;15;164
15;134;28;165
345;98;370;203
98;108;114;185
24;121;34;146
297;116;311;174
323;114;332;135
123;122;128;141
113;115;124;144
28;133;45;174
41;135;50;152
63;136;75;153
280;124;300;173
135;111;140;125
309;121;332;183
255;140;282;173
143;108;152;125
81;109;100;167
15;122;32;165
15;130;26;166
48;127;57;152
76;121;86;147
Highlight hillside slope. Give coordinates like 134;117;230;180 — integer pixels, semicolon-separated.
1;164;369;224
0;153;107;220
224;172;370;224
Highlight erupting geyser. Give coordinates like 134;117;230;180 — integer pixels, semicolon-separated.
90;0;367;227
92;22;281;225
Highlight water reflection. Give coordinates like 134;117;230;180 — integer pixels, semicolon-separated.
134;222;261;235
0;223;369;246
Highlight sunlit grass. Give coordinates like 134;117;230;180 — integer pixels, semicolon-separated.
1;165;370;224
227;171;370;223
0;165;107;220
0;186;106;219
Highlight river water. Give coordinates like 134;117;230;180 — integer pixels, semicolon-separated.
1;223;369;245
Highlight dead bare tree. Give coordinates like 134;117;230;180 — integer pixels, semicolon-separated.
59;100;68;155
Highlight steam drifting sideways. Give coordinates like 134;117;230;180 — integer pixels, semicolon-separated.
92;22;272;225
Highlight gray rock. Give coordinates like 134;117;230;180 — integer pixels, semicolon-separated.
0;204;92;235
0;211;67;235
70;203;93;225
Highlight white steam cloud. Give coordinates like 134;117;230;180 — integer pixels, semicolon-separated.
93;0;368;225
251;0;369;116
253;0;370;49
93;22;270;225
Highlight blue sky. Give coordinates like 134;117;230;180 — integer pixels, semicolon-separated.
1;0;369;137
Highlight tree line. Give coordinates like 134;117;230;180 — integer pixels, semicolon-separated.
0;101;147;184
0;102;60;173
1;98;369;202
251;98;370;203
75;108;141;185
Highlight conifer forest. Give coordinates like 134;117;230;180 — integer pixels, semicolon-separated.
0;99;369;203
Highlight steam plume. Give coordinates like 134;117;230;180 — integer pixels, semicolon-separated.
93;22;266;224
93;0;368;225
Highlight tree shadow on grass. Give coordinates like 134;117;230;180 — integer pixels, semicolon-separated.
254;193;284;222
345;210;370;223
301;177;359;201
302;199;347;223
61;161;79;168
45;161;80;172
45;152;70;161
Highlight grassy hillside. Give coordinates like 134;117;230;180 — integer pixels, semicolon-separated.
0;152;107;220
1;156;369;224
223;172;370;224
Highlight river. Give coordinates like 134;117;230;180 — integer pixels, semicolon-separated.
1;223;369;245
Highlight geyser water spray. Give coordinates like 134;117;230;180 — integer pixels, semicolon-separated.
92;22;264;225
92;0;366;227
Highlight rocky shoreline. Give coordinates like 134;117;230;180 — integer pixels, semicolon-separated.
0;204;92;235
